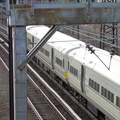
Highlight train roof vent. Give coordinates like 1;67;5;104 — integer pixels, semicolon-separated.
89;61;93;64
73;53;76;55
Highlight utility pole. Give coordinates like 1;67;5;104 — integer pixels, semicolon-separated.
100;0;118;54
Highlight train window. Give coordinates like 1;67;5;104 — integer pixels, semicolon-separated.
96;84;99;92
68;61;69;70
63;59;64;68
107;90;114;102
101;87;114;103
111;93;114;103
101;87;107;97
32;36;34;48
45;50;49;57
56;57;62;67
38;60;41;66
89;79;99;92
27;38;31;44
108;91;110;100
116;96;120;108
74;69;78;77
40;48;44;53
89;79;92;90
33;56;37;63
70;66;73;73
70;66;78;77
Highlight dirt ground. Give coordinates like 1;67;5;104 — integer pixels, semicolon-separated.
0;61;9;120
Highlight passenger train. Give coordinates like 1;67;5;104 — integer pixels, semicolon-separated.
26;25;120;120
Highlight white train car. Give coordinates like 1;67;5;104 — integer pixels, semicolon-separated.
68;46;120;119
26;25;120;120
27;25;85;83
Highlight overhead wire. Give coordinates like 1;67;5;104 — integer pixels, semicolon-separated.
64;25;120;41
63;25;120;49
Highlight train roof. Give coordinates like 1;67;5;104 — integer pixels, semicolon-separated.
27;25;120;86
27;25;84;44
27;25;86;52
69;46;120;85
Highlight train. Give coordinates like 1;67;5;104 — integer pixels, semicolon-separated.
26;25;120;120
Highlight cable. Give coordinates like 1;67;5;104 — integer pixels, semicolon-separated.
63;25;120;49
64;25;120;41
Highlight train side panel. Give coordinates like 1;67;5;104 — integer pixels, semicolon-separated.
37;43;53;70
85;66;120;120
26;25;120;120
53;48;67;83
68;57;84;95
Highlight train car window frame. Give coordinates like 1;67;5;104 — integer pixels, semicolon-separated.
68;61;69;70
63;59;64;68
96;83;99;93
70;65;78;77
38;59;41;66
45;49;49;57
56;57;62;67
27;38;31;44
40;48;44;53
32;36;34;48
89;78;100;92
116;96;120;108
101;86;114;103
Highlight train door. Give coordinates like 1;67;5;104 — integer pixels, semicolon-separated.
81;65;85;93
51;48;54;69
32;36;34;48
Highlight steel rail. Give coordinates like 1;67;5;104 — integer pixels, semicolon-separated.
27;64;82;120
0;55;46;120
27;74;66;120
0;26;9;43
0;43;45;120
0;57;9;71
0;43;9;54
32;60;98;120
27;97;43;120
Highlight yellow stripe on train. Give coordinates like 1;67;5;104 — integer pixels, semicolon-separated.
64;72;68;78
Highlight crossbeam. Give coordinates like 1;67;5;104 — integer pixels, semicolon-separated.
18;25;59;70
9;2;120;26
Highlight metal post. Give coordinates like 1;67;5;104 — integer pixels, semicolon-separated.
9;26;14;120
27;25;58;62
10;0;16;4
18;25;59;70
13;26;27;120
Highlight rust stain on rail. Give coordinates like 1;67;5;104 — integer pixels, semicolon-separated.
10;5;32;9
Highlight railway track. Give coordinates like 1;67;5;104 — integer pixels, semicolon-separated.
27;74;68;120
0;26;98;120
0;57;9;120
0;56;41;120
0;40;9;66
0;43;39;120
29;60;98;120
27;65;82;120
0;29;82;119
0;41;81;120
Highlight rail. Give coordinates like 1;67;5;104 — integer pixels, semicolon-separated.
27;98;43;120
27;64;90;120
0;55;42;119
27;74;68;120
0;36;82;119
